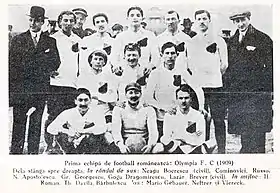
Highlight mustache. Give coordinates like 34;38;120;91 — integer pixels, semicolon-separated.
79;105;88;108
130;96;139;101
128;58;137;63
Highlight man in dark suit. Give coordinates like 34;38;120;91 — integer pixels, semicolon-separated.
224;10;273;153
9;6;60;154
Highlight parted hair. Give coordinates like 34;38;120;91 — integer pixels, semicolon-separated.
57;11;76;28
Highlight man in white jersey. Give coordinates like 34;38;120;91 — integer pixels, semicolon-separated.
45;11;81;152
112;83;164;154
156;10;191;71
111;6;159;75
47;88;114;154
188;10;228;153
161;84;215;154
79;13;114;75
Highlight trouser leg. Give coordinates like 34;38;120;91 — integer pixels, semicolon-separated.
157;120;163;142
27;100;45;154
240;132;266;154
45;86;76;148
10;104;29;154
203;88;211;141
207;88;227;154
56;133;76;154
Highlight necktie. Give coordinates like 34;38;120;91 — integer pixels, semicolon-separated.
32;33;38;47
239;33;244;43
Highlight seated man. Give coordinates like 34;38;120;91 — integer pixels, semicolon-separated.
116;43;150;103
112;83;164;154
161;84;215;154
76;49;119;118
46;88;114;154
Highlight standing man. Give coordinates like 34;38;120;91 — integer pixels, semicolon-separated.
46;19;58;36
9;6;60;154
45;11;81;152
156;10;191;71
111;6;159;74
188;10;228;153
112;83;164;154
225;10;273;153
79;13;114;75
72;8;89;39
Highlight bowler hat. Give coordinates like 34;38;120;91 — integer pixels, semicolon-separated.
181;18;193;26
72;8;88;17
27;6;48;19
229;10;251;20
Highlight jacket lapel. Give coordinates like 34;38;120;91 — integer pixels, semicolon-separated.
24;30;36;50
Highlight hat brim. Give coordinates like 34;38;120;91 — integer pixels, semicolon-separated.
27;14;48;19
229;12;251;20
181;22;194;25
73;11;88;17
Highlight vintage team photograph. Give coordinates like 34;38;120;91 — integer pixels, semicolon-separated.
8;4;273;155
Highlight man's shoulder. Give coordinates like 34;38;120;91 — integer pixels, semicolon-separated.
142;29;156;37
116;30;129;39
178;31;192;40
87;105;105;115
142;105;156;114
148;68;161;79
12;30;29;41
251;26;272;42
59;107;77;116
189;108;204;118
72;33;82;41
41;32;57;42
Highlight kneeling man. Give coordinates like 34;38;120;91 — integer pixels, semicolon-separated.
47;88;111;154
161;84;215;154
112;83;164;154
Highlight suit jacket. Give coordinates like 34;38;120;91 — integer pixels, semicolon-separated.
224;25;273;134
225;24;273;93
9;30;60;105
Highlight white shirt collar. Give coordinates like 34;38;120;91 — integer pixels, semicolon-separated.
30;30;42;40
164;28;181;36
239;28;248;37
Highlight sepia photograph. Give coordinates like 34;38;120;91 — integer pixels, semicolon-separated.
8;4;273;155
